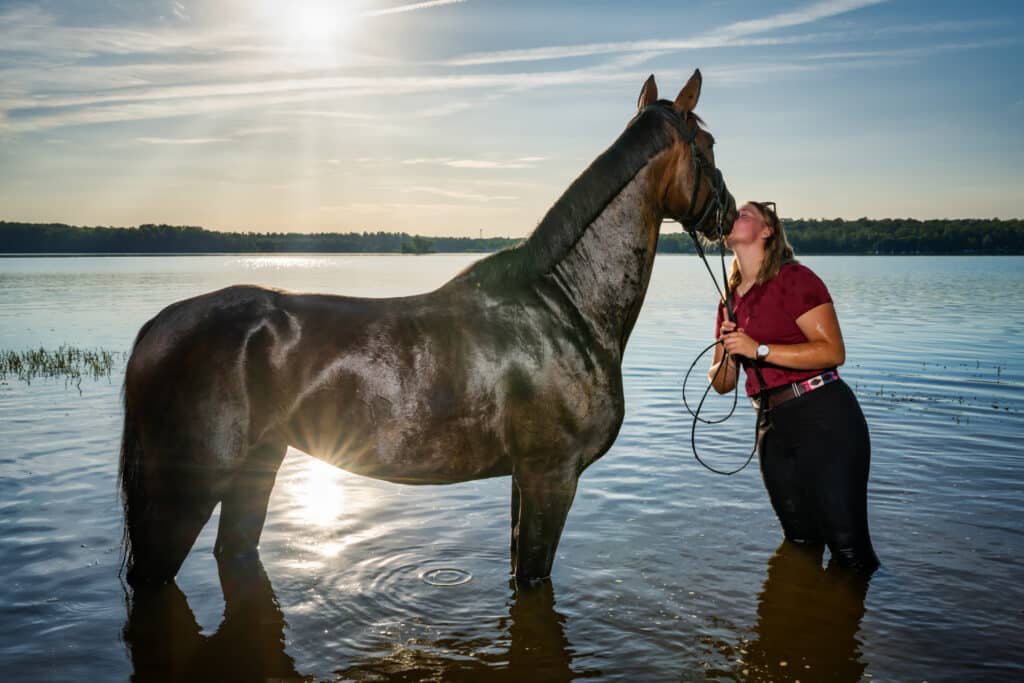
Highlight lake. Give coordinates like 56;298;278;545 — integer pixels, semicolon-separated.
1;254;1022;681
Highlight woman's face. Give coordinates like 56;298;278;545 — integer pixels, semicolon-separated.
726;203;771;248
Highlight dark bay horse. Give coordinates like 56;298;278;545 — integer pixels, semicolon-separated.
120;70;736;588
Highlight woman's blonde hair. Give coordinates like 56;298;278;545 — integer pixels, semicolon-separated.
727;201;797;292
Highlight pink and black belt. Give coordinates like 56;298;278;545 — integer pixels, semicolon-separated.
751;370;841;410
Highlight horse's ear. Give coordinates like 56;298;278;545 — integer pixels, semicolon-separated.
673;69;702;114
637;74;658;112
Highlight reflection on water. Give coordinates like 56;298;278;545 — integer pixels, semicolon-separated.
124;557;302;682
2;255;1022;681
122;541;870;682
740;542;869;682
124;557;580;682
331;581;578;682
291;457;347;528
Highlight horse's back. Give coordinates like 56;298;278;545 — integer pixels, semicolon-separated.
129;285;276;364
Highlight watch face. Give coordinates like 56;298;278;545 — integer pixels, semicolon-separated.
757;344;769;359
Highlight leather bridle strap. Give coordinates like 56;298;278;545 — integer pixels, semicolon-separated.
671;114;728;234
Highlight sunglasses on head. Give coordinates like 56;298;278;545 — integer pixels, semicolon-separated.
753;201;777;215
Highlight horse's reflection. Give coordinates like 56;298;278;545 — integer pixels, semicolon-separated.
124;558;578;682
123;556;302;681
743;541;871;682
331;581;576;683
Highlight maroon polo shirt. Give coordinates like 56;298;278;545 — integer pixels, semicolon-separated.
716;262;835;396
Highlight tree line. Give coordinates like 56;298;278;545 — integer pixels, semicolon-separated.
1;218;1021;255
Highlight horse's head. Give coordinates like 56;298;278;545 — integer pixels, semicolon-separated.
636;70;736;240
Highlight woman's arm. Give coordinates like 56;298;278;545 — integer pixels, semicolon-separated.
720;303;846;370
708;319;740;394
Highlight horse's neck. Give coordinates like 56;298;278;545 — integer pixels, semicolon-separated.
550;170;659;354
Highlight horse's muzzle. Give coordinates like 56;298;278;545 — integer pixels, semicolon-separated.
693;181;735;240
719;192;737;237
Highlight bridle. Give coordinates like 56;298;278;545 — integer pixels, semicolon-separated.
661;104;731;241
652;104;769;476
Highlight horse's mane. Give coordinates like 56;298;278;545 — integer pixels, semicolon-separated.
456;103;689;290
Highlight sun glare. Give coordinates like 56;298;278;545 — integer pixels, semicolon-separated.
288;3;340;45
293;455;346;527
274;0;354;67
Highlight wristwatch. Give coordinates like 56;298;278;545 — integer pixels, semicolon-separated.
756;344;770;361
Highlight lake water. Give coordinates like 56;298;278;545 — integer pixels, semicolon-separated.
1;254;1022;682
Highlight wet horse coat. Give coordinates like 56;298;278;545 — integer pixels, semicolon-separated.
120;71;735;587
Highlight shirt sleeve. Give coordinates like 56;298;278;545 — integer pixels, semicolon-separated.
781;264;833;321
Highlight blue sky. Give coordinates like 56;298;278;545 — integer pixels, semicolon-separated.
1;0;1021;236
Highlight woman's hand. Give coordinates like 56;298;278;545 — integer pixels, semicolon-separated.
720;323;758;360
709;319;740;393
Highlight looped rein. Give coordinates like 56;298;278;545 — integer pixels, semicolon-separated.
675;128;769;476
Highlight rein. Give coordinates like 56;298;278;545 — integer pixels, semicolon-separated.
666;114;769;475
680;229;767;476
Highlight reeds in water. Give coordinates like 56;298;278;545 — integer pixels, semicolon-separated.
0;345;127;391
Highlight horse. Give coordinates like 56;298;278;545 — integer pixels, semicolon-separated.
119;69;736;588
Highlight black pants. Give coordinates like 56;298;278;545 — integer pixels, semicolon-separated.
757;379;879;572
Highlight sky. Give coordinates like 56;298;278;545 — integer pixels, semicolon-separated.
1;0;1022;237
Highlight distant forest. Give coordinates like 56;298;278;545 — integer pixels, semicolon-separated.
1;218;1022;255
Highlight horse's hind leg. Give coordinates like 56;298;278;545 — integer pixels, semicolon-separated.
510;463;579;582
215;440;287;560
124;452;221;588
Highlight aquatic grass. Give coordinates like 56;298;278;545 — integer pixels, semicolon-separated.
0;345;128;392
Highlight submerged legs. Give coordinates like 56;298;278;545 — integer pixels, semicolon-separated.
124;438;284;587
124;461;220;588
510;464;579;582
215;441;287;560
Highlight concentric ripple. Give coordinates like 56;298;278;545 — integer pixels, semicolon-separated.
420;567;473;586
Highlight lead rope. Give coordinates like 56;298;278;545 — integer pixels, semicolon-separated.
681;225;770;475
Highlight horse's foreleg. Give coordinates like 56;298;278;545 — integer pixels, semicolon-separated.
214;441;287;560
510;463;579;583
510;480;521;565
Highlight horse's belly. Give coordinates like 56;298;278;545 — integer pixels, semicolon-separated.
290;417;510;485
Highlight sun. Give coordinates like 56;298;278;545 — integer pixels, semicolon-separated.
276;1;354;66
287;2;343;46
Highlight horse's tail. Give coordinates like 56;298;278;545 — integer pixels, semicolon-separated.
118;317;156;581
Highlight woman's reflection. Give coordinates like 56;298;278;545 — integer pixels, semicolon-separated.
124;559;582;682
743;541;871;682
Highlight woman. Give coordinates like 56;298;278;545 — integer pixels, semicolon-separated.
708;201;879;572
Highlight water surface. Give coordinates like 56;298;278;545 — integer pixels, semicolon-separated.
1;254;1021;681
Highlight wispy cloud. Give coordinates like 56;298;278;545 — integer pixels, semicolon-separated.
403;186;517;201
399;157;543;169
0;0;1006;139
172;2;190;22
802;38;1018;61
401;157;454;165
362;0;468;17
136;136;229;145
446;159;534;169
0;0;899;136
717;0;889;38
444;0;890;66
873;19;1003;36
443;35;809;67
